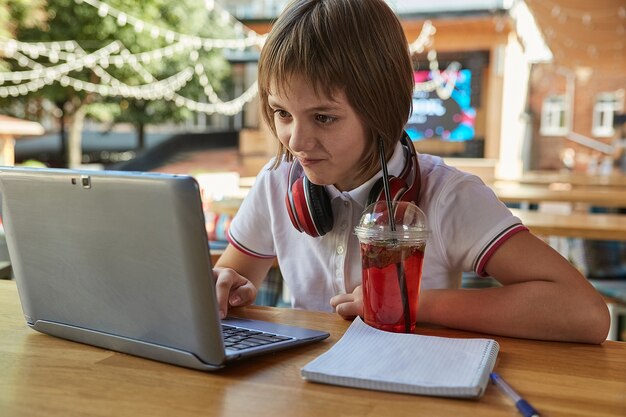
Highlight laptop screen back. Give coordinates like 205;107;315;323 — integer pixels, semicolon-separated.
0;167;227;367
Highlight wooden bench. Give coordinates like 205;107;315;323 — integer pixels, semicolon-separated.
510;208;626;240
493;183;626;208
500;170;626;188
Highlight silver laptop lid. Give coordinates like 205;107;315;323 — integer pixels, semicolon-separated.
0;167;227;368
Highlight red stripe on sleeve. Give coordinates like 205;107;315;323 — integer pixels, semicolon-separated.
475;225;529;277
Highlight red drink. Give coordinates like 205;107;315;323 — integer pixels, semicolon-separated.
360;242;425;333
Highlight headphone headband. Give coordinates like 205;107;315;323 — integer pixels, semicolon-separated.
399;131;421;203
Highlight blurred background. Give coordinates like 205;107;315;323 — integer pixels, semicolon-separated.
1;0;623;177
1;0;626;337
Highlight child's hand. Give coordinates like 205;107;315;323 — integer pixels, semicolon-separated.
213;267;258;319
330;286;363;320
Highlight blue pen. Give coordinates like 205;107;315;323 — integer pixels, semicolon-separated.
490;372;541;417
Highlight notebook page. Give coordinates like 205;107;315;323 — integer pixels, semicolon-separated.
301;317;499;398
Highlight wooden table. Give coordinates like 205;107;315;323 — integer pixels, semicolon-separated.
492;183;626;207
1;280;624;417
510;208;626;240
502;171;626;188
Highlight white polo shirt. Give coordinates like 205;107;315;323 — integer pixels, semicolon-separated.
227;142;526;312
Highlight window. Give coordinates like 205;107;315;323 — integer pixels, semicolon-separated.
540;95;568;136
592;92;624;137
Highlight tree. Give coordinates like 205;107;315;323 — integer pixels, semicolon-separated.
0;0;46;43
3;0;234;167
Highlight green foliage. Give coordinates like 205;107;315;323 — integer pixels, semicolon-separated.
85;102;120;123
0;0;47;38
3;0;234;128
0;0;46;71
17;159;47;167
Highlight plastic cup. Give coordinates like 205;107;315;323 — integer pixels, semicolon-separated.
354;201;429;333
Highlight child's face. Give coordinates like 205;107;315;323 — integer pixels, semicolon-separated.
268;75;369;191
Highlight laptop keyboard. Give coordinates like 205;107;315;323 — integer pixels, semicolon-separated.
222;324;294;350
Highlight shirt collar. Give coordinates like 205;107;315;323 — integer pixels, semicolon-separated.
326;141;405;208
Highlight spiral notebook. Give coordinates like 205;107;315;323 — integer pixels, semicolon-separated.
301;317;499;398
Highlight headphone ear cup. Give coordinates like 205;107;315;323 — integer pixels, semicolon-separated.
366;176;409;206
286;176;305;233
303;177;333;236
286;175;334;237
288;176;319;235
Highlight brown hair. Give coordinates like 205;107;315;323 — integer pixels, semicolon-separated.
258;0;414;177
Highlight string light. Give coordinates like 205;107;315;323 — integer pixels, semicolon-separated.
412;50;461;100
0;2;442;114
0;41;122;82
537;0;625;20
75;0;266;50
526;0;625;61
405;20;461;100
408;20;435;54
0;50;194;99
1;45;257;113
170;81;258;116
1;0;265;114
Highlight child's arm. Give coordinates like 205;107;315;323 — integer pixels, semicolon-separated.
213;244;275;319
332;231;610;343
418;230;610;343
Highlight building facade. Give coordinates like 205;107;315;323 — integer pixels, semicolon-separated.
224;0;626;179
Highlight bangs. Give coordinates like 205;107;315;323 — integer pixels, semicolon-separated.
258;2;344;101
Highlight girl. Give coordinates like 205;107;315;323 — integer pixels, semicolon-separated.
213;0;609;343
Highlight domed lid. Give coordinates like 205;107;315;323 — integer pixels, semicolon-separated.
354;200;429;243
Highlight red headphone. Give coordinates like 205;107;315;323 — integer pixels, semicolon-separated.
285;132;421;237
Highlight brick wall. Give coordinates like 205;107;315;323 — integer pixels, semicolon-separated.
529;64;626;171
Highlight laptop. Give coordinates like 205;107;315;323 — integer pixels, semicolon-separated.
0;166;329;371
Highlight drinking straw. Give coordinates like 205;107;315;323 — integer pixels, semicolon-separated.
378;137;411;333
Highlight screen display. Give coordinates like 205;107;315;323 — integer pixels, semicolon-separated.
406;69;476;141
